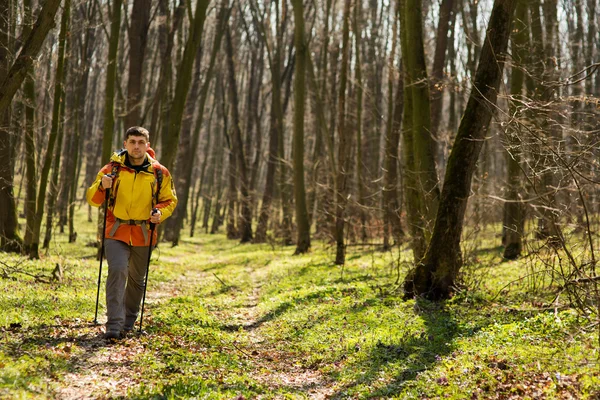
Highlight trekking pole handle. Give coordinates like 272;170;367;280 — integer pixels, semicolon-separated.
150;208;159;229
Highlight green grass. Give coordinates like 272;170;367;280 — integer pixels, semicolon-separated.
1;207;599;399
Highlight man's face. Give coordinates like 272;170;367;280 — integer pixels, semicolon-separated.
124;135;149;161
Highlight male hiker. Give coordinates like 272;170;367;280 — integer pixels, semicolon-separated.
87;127;177;339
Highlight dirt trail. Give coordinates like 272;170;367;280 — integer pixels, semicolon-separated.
53;259;335;399
234;267;336;399
54;267;205;399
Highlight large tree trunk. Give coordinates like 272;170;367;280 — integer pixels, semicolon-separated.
29;0;71;258
290;0;311;254
124;0;151;128
502;0;527;260
160;0;210;172
404;0;517;300
399;0;440;263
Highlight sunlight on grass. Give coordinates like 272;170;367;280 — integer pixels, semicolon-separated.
1;207;599;398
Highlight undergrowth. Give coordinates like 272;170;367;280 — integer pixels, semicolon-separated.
0;210;599;399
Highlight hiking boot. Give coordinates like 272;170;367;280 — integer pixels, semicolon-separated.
104;330;121;340
121;326;134;337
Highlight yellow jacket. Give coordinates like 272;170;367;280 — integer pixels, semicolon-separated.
86;150;177;246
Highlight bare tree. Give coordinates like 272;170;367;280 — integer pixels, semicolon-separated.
160;0;210;173
225;25;253;243
399;0;440;263
404;0;518;300
502;0;527;260
100;0;122;165
0;0;63;252
29;0;71;258
290;0;311;254
124;0;151;128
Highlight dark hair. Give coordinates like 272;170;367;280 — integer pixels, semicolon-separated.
125;126;150;142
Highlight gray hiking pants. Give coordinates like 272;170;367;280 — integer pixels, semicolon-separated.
104;239;152;332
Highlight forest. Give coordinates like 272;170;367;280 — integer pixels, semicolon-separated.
1;0;600;398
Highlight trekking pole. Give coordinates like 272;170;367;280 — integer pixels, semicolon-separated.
139;208;158;333
94;188;110;325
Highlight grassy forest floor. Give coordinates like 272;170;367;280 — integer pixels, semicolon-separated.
1;210;600;399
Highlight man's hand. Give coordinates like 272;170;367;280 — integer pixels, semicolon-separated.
150;209;161;224
101;174;114;189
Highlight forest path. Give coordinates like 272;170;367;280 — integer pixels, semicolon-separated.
224;265;336;399
54;266;206;400
53;247;336;399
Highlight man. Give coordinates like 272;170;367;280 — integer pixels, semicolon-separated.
87;127;177;339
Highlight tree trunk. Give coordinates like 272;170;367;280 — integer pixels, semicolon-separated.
101;0;122;165
43;27;70;249
404;0;517;300
166;1;228;245
429;0;455;150
198;107;221;235
330;0;351;263
254;2;286;243
22;0;37;252
399;0;440;263
308;0;333;237
383;0;400;250
276;55;294;246
383;52;404;248
69;2;97;243
0;0;62;113
502;0;527;260
210;112;226;235
532;0;560;243
29;0;71;258
289;0;311;254
0;0;20;252
225;26;253;243
353;0;368;243
149;0;181;140
124;0;151;128
160;0;210;172
0;0;62;252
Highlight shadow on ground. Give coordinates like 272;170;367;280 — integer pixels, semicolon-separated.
327;299;487;398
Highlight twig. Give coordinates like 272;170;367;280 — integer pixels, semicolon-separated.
212;272;229;288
